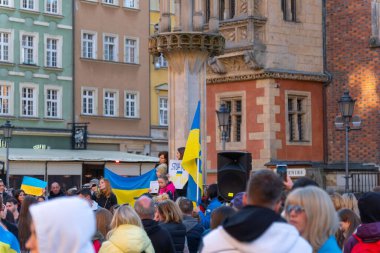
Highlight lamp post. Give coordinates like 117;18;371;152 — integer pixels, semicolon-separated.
216;104;230;151
1;120;13;189
335;91;361;193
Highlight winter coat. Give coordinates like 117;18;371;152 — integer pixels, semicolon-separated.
183;215;204;253
99;224;154;253
142;219;176;253
317;236;341;253
160;222;187;253
158;181;176;200
343;222;380;253
48;190;65;200
96;192;118;210
201;205;312;253
198;198;222;229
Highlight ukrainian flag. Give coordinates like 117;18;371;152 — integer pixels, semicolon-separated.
20;176;47;196
105;168;157;206
0;225;20;253
182;101;203;204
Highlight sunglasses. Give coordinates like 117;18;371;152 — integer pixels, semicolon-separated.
285;205;305;215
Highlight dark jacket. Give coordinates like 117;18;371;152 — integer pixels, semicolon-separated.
96;192;117;210
0;191;10;202
142;219;175;253
1;218;18;240
160;222;187;253
183;215;204;253
48;190;65;200
343;222;380;253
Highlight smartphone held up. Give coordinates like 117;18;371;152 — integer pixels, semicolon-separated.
276;164;287;182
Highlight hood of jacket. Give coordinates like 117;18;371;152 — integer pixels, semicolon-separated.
102;224;153;253
355;222;380;241
183;215;198;232
142;219;161;235
29;197;96;253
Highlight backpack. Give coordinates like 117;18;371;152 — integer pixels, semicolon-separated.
351;234;380;253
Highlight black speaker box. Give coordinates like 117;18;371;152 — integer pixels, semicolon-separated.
217;151;252;201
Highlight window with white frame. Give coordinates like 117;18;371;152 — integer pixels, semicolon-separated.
20;83;38;117
220;98;242;143
82;88;97;115
44;86;62;118
0;81;13;116
81;31;97;59
125;91;138;118
125;37;138;63
103;35;117;61
103;0;118;5
45;35;62;68
286;91;311;143
20;32;38;65
21;0;38;11
0;30;13;62
0;0;14;8
124;0;138;8
154;53;168;69
104;90;118;116
159;97;168;126
45;0;60;14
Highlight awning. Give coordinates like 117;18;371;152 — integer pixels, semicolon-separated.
0;148;159;163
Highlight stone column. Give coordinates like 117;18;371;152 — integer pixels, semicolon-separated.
181;0;193;31
174;0;181;31
159;0;171;32
224;0;231;20
209;0;220;32
193;0;204;31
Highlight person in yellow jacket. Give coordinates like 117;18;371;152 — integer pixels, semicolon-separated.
99;204;154;253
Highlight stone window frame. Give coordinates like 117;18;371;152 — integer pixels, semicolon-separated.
0;80;14;116
20;31;39;65
19;83;39;118
0;0;14;8
81;30;97;59
103;33;119;62
20;0;39;11
81;87;98;115
215;91;246;151
124;90;139;118
103;88;119;117
44;84;62;119
0;28;14;63
44;0;61;15
158;96;168;126
281;0;302;23
124;36;139;64
44;34;63;68
285;90;312;146
124;0;138;9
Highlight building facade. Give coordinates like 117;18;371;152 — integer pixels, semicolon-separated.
75;0;151;154
205;0;327;184
0;0;73;149
326;0;380;191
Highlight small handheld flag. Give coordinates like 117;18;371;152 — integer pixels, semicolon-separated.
21;176;47;196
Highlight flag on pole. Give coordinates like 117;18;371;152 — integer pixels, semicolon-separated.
104;168;157;206
181;101;203;204
21;176;47;196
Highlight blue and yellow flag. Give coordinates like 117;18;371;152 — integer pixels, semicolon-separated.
20;176;47;196
0;225;20;253
105;168;157;206
182;101;203;204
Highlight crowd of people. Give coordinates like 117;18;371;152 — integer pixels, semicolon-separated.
1;162;380;252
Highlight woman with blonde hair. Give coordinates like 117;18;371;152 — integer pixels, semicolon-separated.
97;178;117;210
330;192;344;211
341;193;360;217
156;199;187;253
285;186;340;253
99;204;154;253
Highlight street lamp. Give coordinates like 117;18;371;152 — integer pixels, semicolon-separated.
1;120;13;189
335;91;361;193
216;103;230;151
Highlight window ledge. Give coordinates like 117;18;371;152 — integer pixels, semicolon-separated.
123;7;140;12
101;2;119;8
19;9;40;15
286;140;312;146
0;115;15;119
0;6;15;11
80;57;140;66
19;116;40;121
19;63;40;69
80;114;141;120
43;12;64;19
0;61;15;67
80;0;98;4
43;117;64;122
43;66;63;72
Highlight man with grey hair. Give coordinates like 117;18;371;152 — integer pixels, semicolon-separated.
134;195;175;253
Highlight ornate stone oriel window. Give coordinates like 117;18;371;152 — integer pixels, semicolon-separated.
281;0;297;22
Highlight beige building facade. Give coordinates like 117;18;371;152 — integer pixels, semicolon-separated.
75;0;151;154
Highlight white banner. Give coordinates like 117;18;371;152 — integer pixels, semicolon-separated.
168;160;189;189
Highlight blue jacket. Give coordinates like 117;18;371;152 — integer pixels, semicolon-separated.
318;236;341;253
198;198;222;229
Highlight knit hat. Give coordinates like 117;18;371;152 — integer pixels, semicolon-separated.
358;192;380;223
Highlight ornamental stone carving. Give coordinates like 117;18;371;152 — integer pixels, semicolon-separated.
244;49;264;70
208;56;227;74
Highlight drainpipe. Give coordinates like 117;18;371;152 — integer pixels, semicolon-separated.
71;0;76;133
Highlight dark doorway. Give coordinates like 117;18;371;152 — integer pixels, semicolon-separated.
82;163;105;185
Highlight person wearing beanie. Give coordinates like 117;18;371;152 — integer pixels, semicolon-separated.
343;192;380;253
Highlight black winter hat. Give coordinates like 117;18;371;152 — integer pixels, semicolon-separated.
358;192;380;223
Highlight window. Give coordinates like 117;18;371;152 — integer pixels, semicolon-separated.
21;0;38;11
103;34;118;61
220;98;242;142
159;97;168;126
45;35;62;68
286;91;311;144
124;0;138;8
0;81;13;116
103;90;118;116
0;30;13;62
204;0;235;22
44;86;62;118
154;53;168;69
20;83;38;117
82;88;97;115
45;0;60;14
81;31;97;59
20;32;38;65
125;91;138;118
103;0;118;4
0;0;14;8
282;0;297;22
125;37;138;63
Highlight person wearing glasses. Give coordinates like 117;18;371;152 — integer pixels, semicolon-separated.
285;186;340;253
201;169;311;253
